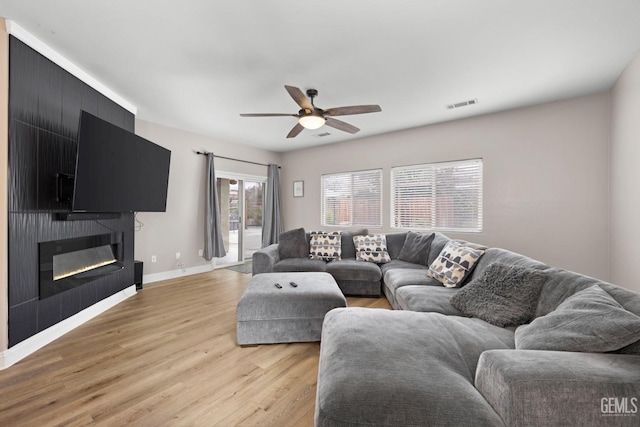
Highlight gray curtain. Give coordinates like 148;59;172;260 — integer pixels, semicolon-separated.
204;153;226;260
262;164;283;247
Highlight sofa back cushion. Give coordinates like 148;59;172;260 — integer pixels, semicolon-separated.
516;284;640;353
427;233;451;265
536;267;640;317
385;232;452;261
468;247;547;284
385;232;408;259
340;229;369;259
278;228;308;259
536;267;640;355
396;231;435;266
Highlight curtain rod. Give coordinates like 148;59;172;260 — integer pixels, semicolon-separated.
195;151;280;169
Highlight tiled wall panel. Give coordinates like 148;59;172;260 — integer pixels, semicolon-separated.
8;213;38;306
7;36;135;347
8;121;38;212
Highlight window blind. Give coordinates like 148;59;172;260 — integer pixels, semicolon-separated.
322;169;383;227
391;159;483;232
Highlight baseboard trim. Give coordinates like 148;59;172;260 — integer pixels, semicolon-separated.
143;264;213;284
0;285;137;370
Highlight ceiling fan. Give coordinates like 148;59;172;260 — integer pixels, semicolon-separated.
240;85;382;138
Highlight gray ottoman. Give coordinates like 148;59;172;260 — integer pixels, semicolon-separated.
236;272;347;345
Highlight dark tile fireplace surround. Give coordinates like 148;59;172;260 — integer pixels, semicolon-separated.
8;36;135;347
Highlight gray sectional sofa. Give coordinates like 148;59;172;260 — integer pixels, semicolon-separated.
253;228;385;296
252;230;640;426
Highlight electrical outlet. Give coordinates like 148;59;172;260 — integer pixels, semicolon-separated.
176;252;181;259
198;249;203;257
151;255;157;263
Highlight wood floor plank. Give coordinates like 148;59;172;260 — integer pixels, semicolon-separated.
0;269;391;426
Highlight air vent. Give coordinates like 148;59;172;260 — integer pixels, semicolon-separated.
313;132;332;137
446;98;478;110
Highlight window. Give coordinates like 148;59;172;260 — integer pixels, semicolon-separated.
391;159;483;232
322;169;383;227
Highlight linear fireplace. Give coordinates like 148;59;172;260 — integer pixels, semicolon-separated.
39;233;125;299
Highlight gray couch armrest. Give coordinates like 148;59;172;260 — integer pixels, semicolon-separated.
252;244;280;275
476;349;640;427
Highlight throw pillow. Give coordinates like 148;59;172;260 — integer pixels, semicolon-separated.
449;263;547;327
427;241;485;288
515;285;640;353
353;234;391;263
278;228;308;260
396;232;435;266
309;231;342;261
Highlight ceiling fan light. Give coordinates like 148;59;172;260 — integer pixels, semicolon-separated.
299;114;325;130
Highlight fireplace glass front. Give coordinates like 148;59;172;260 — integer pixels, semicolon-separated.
39;233;124;299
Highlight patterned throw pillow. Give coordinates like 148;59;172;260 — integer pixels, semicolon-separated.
309;231;342;261
353;234;391;263
427;241;485;288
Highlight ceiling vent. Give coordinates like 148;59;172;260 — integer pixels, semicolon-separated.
446;98;478;110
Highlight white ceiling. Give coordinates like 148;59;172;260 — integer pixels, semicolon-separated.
2;0;640;152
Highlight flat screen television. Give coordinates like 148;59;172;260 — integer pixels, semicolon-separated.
72;110;171;213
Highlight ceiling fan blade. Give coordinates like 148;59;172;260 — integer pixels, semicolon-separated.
240;113;297;117
325;117;360;134
286;123;305;138
323;105;382;116
284;85;313;111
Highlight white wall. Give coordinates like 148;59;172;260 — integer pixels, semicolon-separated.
281;93;611;281
133;119;281;279
610;50;640;294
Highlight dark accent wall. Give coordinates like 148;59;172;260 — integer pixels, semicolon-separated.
7;36;135;347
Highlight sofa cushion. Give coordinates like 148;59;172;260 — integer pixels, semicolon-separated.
476;349;640;427
468;247;547;284
515;285;640;353
326;259;382;282
535;268;640;353
386;232;449;264
339;229;368;259
396;231;434;266
427;233;452;265
427;241;485;288
384;232;408;259
273;258;327;272
536;267;636;317
316;308;512;427
277;228;308;260
383;268;439;299
380;259;429;276
309;231;342;261
353;234;391;263
450;263;546;327
395;285;463;315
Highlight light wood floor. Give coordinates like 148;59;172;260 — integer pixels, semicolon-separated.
0;269;391;426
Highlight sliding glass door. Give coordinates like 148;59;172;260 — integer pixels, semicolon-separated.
215;174;265;267
243;180;264;261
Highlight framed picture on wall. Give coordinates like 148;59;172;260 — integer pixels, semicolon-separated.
293;180;304;197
